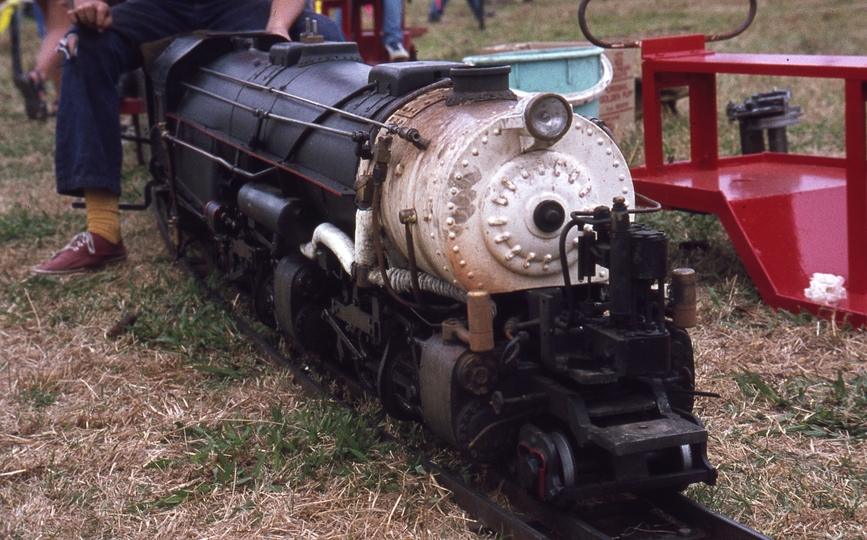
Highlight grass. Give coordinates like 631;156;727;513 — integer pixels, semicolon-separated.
1;1;866;538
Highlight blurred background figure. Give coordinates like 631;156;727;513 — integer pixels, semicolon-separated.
12;0;69;120
382;0;408;61
427;0;493;25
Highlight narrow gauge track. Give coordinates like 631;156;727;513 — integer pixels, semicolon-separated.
150;187;774;540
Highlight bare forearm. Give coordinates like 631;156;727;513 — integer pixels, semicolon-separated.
266;0;305;39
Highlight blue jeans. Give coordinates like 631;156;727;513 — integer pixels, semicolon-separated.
428;0;481;21
381;0;403;47
55;0;343;197
331;0;403;48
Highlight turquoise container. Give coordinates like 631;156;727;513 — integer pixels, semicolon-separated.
463;46;610;117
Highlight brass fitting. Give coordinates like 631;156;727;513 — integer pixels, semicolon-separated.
671;268;698;328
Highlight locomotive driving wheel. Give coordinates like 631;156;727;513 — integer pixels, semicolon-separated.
274;256;335;357
252;266;277;329
666;325;696;414
152;184;181;258
377;344;420;421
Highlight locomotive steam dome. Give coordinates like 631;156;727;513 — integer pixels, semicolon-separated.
377;78;634;293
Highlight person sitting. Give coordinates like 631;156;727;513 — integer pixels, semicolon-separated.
14;0;70;120
33;0;343;276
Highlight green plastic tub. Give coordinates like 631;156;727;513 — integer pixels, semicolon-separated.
463;45;611;117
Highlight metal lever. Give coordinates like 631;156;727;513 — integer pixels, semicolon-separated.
578;0;757;49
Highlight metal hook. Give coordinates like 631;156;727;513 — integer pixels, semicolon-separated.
578;0;757;49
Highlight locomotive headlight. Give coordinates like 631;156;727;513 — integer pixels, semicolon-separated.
525;93;573;143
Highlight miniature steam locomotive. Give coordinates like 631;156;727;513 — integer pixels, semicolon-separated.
146;32;717;504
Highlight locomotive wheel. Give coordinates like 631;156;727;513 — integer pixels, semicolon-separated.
275;256;336;357
292;303;334;357
377;345;420;421
548;430;576;488
455;398;516;464
252;266;277;329
152;185;179;258
666;325;696;414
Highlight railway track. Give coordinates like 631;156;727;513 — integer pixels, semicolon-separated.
179;260;773;540
154;191;773;540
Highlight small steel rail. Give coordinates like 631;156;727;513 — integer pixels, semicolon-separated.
151;186;774;540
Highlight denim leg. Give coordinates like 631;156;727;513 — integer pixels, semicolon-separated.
289;10;345;42
381;0;403;46
55;28;134;197
466;0;482;21
429;0;449;18
55;0;191;197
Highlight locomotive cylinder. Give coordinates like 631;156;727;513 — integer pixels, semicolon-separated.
237;182;307;237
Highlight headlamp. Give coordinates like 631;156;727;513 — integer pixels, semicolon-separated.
524;93;573;143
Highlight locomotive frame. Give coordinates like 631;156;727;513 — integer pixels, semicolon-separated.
143;30;718;506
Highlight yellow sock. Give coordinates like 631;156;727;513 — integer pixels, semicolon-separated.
84;188;122;245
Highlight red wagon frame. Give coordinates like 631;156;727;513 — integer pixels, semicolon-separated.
629;34;867;326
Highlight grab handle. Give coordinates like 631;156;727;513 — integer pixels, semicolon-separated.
578;0;757;49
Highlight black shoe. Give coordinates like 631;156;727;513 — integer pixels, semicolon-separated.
14;71;48;121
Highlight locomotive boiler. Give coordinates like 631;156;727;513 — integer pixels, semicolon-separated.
147;32;717;504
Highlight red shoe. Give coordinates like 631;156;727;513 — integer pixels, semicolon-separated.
32;232;127;276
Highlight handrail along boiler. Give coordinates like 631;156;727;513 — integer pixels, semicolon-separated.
147;32;717;503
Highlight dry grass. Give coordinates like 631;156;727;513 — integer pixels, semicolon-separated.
2;1;867;539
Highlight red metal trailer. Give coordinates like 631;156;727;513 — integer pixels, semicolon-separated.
580;0;867;326
317;0;426;65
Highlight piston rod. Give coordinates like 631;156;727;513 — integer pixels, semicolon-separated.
180;81;369;142
196;67;430;149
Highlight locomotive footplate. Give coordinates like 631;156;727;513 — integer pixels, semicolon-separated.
589;416;706;456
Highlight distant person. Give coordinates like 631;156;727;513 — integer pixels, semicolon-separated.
33;0;343;276
14;0;69;120
382;0;408;61
427;0;493;24
330;0;408;62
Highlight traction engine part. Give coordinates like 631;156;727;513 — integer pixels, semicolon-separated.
725;89;802;154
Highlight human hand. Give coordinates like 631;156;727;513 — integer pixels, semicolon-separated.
67;0;113;32
265;22;291;42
